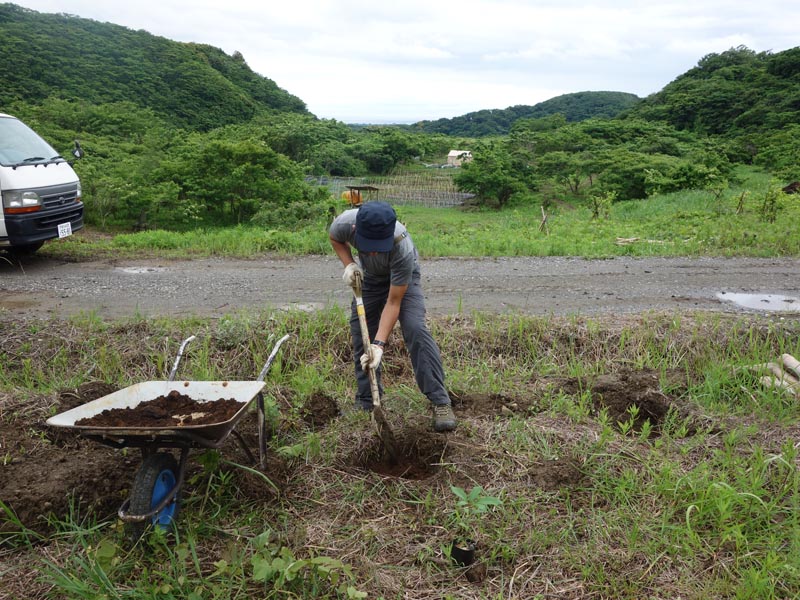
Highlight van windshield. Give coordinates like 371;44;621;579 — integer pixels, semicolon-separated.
0;116;59;167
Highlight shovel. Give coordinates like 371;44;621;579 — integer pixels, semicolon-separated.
352;272;400;463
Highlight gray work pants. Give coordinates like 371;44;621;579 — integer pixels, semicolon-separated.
350;273;450;409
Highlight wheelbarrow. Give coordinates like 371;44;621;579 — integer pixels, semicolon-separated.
45;334;290;540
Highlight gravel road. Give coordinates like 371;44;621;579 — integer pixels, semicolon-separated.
1;254;799;319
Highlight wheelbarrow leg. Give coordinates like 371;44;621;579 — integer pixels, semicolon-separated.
230;429;256;465
257;391;267;470
254;334;290;470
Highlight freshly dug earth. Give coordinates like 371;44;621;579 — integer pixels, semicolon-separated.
75;391;245;427
0;363;682;537
1;382;137;537
1;385;263;538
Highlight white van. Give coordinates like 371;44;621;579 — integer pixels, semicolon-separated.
0;113;84;253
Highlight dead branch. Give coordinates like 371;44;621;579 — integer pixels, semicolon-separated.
539;206;549;235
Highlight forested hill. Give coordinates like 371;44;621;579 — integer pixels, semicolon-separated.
0;3;309;131
628;45;800;138
409;91;641;136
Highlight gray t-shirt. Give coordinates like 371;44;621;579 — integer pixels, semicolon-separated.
329;208;419;286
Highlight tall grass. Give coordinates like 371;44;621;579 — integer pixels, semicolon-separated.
43;167;800;261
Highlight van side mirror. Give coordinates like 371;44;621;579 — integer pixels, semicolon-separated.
72;140;84;160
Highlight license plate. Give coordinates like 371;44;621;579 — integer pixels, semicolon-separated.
57;222;73;238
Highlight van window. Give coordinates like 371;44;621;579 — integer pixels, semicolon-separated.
0;116;59;166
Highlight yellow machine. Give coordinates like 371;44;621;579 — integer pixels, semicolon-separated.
341;185;379;208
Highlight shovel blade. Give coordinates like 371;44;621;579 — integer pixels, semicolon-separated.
372;406;400;464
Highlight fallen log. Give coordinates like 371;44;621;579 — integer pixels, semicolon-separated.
760;375;800;397
615;237;639;246
781;354;800;380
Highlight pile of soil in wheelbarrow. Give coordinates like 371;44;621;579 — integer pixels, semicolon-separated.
75;390;245;427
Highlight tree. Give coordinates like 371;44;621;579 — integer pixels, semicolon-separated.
307;141;367;176
536;151;597;195
454;143;530;208
165;139;308;224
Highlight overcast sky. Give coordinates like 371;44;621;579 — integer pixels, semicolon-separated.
13;0;800;123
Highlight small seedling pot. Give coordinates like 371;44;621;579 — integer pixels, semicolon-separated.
450;539;476;566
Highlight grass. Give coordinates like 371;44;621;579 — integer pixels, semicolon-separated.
3;308;800;598
3;165;800;597
39;167;800;261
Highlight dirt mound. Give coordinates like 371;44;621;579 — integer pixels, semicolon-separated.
301;392;340;429
0;365;690;538
1;425;136;535
451;390;537;416
76;391;245;428
547;367;690;435
529;457;585;491
58;381;119;412
589;370;671;431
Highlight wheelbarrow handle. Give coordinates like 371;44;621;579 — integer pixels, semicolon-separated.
258;334;291;382
168;335;197;382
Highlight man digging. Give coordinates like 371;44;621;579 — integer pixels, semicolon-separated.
329;201;457;432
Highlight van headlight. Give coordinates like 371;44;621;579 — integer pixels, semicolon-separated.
3;190;41;213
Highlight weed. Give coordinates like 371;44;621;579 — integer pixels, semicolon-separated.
759;182;783;223
5;310;800;598
249;532;366;598
589;190;616;220
449;484;502;539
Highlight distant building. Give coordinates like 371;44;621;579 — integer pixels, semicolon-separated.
447;150;473;166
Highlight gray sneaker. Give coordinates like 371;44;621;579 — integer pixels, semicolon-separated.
433;404;457;432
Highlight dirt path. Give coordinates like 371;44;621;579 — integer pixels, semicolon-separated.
1;254;799;319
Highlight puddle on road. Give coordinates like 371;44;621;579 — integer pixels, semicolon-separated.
276;302;326;312
717;292;800;312
115;266;166;274
0;291;41;311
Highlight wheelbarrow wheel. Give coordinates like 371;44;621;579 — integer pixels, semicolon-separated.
128;452;180;541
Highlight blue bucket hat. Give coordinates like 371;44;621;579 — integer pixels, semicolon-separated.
355;202;396;252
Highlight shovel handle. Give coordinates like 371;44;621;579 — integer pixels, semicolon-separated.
352;273;382;408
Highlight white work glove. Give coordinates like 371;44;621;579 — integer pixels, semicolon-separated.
360;344;384;371
342;262;363;287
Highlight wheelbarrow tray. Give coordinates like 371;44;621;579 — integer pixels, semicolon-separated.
46;380;266;448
